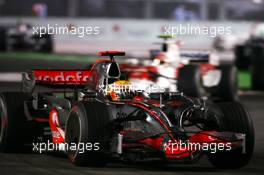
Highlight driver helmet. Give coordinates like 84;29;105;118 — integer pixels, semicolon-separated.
106;80;133;101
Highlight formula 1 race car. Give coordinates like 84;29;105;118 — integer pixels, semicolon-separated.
235;36;264;90
0;51;254;169
0;22;53;52
121;35;237;101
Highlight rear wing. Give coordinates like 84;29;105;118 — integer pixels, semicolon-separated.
98;51;125;61
22;51;125;93
22;70;90;93
158;34;173;40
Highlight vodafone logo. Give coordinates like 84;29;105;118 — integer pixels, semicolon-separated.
33;70;90;85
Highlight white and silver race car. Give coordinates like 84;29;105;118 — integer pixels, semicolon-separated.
121;35;238;101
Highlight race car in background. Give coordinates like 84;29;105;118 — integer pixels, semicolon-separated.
0;22;53;53
213;35;240;52
234;23;264;90
213;34;249;52
0;51;254;168
121;35;237;101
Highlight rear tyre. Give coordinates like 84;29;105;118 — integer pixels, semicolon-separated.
250;45;264;90
178;64;204;97
212;65;238;101
40;34;53;53
0;92;31;152
0;27;7;52
207;102;254;169
234;45;251;70
65;100;113;166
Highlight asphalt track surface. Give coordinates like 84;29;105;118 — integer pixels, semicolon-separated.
0;57;263;175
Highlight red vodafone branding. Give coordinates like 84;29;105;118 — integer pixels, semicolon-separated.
33;70;90;85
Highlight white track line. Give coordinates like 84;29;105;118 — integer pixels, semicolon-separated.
0;72;22;82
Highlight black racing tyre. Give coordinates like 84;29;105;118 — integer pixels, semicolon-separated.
0;92;31;152
0;27;7;52
33;34;53;53
40;34;53;53
234;45;251;70
207;102;254;169
250;45;264;90
178;64;204;97
65;100;113;166
212;65;238;101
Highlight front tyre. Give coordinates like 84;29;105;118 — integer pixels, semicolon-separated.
65;100;113;166
207;102;254;169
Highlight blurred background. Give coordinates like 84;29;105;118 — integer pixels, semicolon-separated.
0;0;263;56
2;0;264;20
1;0;264;90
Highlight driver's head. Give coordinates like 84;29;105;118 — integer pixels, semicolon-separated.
153;52;167;65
